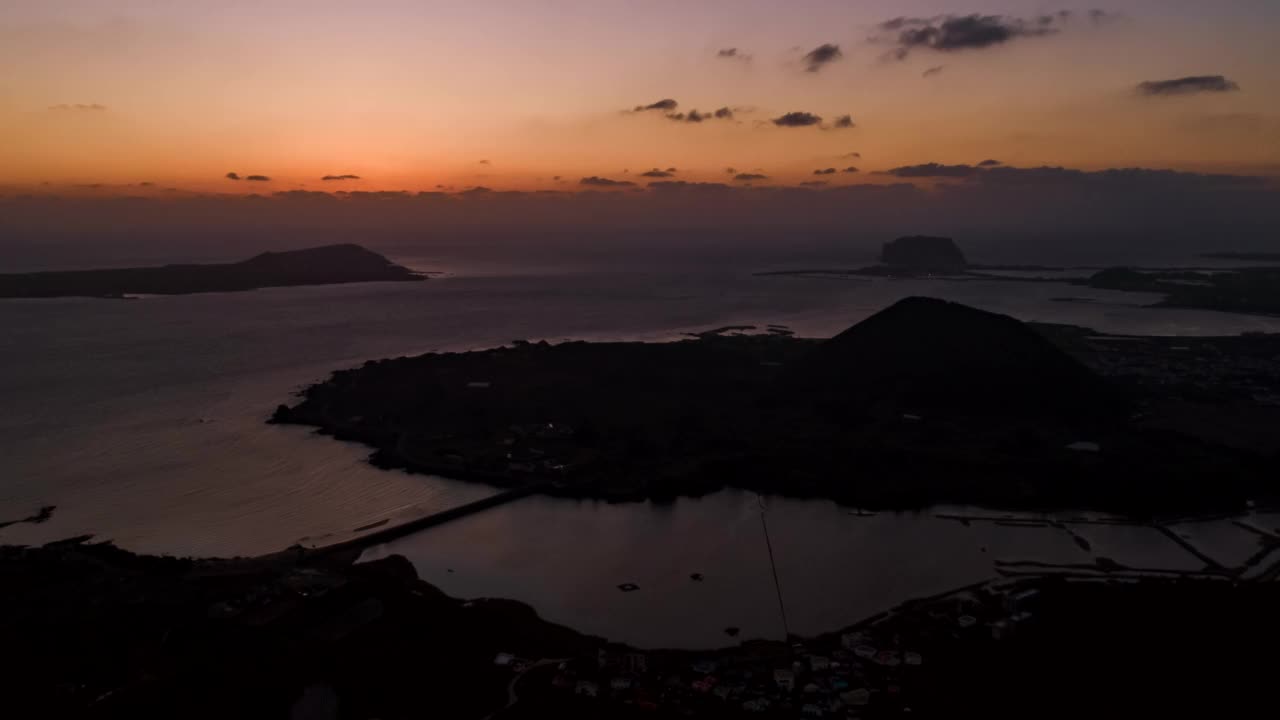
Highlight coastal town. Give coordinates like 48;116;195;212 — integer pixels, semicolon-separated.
491;578;1037;718
488;567;1280;719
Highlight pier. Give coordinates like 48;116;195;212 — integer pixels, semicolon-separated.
307;482;550;560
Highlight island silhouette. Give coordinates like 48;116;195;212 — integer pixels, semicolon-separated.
0;244;422;299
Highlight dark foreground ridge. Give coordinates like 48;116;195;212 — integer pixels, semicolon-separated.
5;537;1279;718
0;243;423;298
0;538;596;719
272;297;1280;514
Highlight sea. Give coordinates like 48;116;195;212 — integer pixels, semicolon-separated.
3;231;1278;647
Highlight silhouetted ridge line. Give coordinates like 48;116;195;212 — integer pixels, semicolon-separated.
795;297;1117;417
0;244;423;299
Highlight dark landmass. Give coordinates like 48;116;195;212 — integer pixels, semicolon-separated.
1081;265;1280;315
7;537;1278;718
1202;251;1280;262
0;537;597;719
880;236;968;273
506;576;1280;719
0;244;422;299
272;297;1280;515
757;236;1280;316
757;236;975;279
0;504;55;530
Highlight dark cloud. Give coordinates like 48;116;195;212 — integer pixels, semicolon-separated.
922;65;946;78
771;111;823;128
831;115;856;129
813;168;837;175
634;98;679;112
725;167;737;174
842;166;860;173
48;103;106;111
479;159;491;165
665;167;678;173
552;176;562;181
245;175;271;182
579;176;636;187
879;13;1067;59
273;190;333;201
225;172;241;181
1089;9;1124;25
801;43;843;72
640;169;674;178
321;174;362;181
137;182;155;187
978;165;1266;186
1136;76;1241;97
647;180;732;191
842;152;862;159
667;107;734;123
733;173;768;182
717;48;751;61
800;181;829;187
881;163;980;178
978;159;1003;167
8;165;1276;248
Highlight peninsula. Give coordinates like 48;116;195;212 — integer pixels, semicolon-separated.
1081;265;1280;316
0;244;423;299
271;297;1279;515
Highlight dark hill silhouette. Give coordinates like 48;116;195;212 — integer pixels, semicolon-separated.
795;297;1117;417
0;243;422;298
880;236;968;273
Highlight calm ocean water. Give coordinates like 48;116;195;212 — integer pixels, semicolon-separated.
2;236;1277;643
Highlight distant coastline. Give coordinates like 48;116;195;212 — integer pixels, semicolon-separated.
755;236;1280;317
0;243;423;299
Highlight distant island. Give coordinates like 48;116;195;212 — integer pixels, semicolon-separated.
758;236;1280;316
271;297;1279;515
880;235;969;273
0;244;423;299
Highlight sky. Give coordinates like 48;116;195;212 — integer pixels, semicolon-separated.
2;0;1278;194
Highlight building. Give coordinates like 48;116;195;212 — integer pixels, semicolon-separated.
625;652;648;673
575;680;599;697
841;688;871;706
840;631;864;651
610;677;633;691
773;669;796;691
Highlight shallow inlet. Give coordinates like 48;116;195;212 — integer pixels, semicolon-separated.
358;490;1246;649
